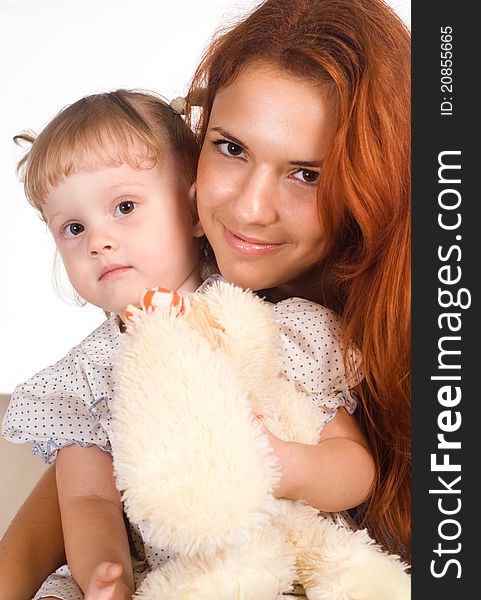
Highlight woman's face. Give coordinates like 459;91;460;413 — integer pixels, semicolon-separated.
196;61;336;296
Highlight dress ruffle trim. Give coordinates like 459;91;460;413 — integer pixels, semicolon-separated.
312;388;358;424
32;438;112;465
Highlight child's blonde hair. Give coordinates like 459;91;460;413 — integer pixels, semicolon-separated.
15;89;200;219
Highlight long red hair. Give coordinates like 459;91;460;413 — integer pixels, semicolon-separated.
187;0;411;562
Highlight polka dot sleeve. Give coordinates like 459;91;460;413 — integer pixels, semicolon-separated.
273;298;363;425
1;316;121;464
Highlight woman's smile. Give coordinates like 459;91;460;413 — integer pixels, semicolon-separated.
223;224;286;255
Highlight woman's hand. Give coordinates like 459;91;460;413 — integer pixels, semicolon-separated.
84;562;133;600
256;417;298;500
257;410;375;511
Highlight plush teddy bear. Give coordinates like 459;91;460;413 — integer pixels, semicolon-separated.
111;279;410;599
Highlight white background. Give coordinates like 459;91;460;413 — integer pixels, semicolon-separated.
0;0;410;394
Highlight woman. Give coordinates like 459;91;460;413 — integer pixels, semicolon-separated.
188;0;411;562
0;1;410;597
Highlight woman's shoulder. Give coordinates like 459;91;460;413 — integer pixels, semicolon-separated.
272;297;345;361
273;296;339;315
196;272;225;293
272;297;343;334
272;297;361;423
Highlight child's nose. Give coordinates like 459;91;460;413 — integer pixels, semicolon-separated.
88;231;119;256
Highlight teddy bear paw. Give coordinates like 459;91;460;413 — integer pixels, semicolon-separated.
137;562;282;600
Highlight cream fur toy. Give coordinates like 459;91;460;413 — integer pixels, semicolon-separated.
111;279;410;599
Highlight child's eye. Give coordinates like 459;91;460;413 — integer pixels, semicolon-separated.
213;139;246;159
291;168;319;185
63;222;85;238
114;201;135;216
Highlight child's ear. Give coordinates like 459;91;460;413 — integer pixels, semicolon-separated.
189;183;204;238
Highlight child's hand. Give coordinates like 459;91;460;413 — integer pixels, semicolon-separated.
84;562;133;600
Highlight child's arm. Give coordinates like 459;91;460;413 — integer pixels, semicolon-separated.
56;444;134;597
0;464;65;600
263;407;375;511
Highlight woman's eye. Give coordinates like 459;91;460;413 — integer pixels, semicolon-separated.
115;201;135;216
63;222;85;238
292;169;319;185
214;140;246;158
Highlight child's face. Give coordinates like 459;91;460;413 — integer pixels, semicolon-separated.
43;159;203;315
196;61;335;296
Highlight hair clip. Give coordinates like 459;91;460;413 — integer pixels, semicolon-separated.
170;96;186;115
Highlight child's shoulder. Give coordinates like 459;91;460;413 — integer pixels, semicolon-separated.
14;315;120;391
79;314;122;365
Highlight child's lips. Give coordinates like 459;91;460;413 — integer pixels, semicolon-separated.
98;264;132;281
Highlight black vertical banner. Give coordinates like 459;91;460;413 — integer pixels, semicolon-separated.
412;1;477;598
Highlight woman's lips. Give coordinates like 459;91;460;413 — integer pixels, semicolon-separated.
223;226;284;255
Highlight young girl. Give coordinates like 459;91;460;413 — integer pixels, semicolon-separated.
2;88;206;598
2;85;372;598
1;0;410;595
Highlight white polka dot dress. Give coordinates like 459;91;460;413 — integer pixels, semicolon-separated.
273;296;362;424
2;315;121;464
1;277;362;598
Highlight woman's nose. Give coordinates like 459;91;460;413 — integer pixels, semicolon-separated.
233;167;278;226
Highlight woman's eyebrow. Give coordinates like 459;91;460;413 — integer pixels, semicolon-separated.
209;126;249;150
209;126;322;168
289;160;322;168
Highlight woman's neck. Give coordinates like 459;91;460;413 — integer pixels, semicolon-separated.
259;265;342;312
